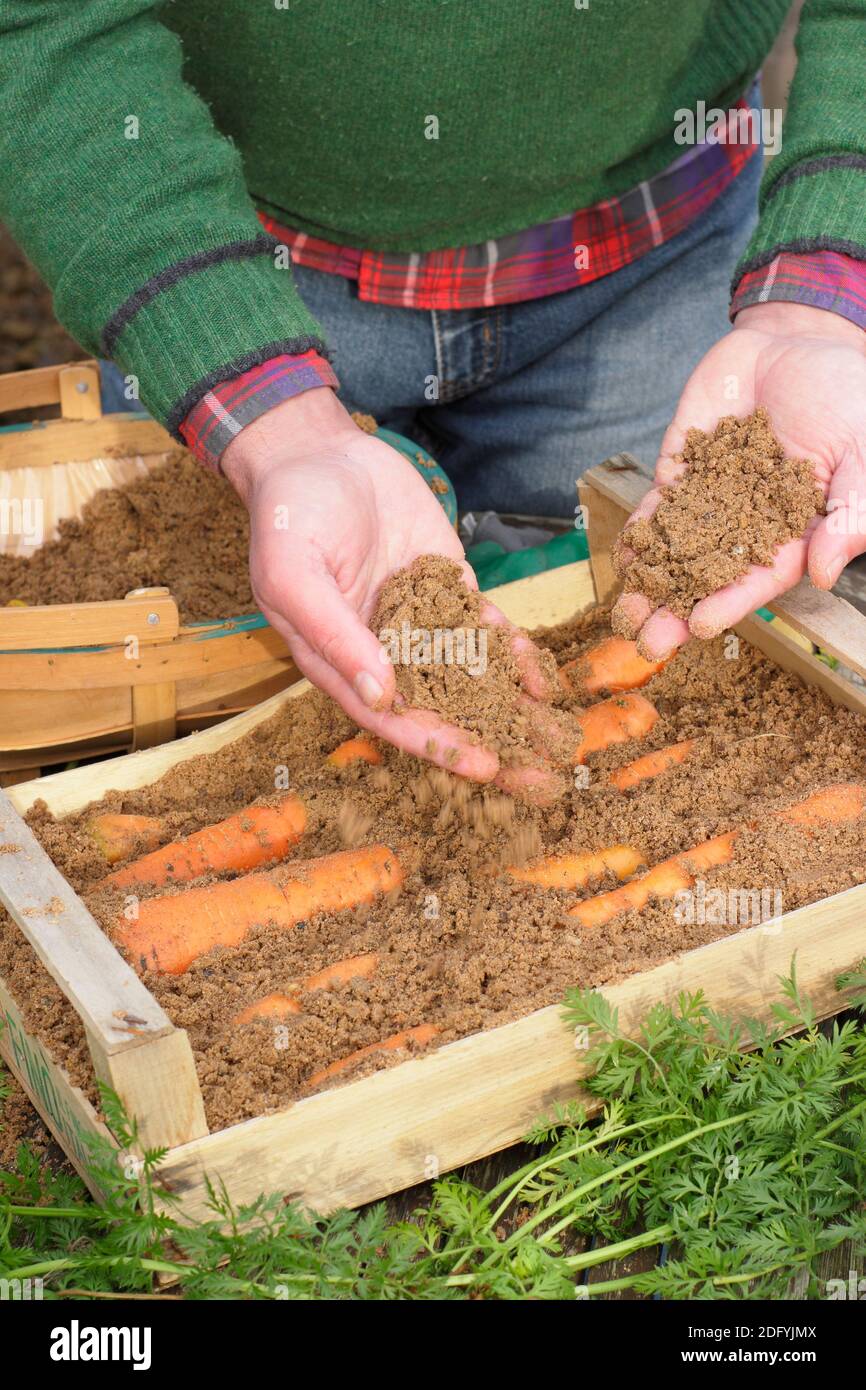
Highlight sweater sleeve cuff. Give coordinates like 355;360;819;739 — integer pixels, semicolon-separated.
731;158;866;303
730;249;866;332
99;234;330;434
179;351;340;472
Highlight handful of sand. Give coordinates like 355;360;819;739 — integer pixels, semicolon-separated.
614;409;824;622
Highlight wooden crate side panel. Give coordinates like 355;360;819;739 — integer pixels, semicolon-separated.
0;665;298;761
88;1029;209;1152
0;977;113;1197
0;788;174;1051
0;686;132;756
0;788;209;1149
0;594;179;650
0;416;174;469
159;882;866;1219
578;454;646;606
175;659;296;718
0;624;290;692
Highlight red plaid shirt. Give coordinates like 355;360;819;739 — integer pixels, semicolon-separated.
181;92;866;471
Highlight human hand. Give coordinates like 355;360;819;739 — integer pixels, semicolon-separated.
223;387;564;799
613;303;866;659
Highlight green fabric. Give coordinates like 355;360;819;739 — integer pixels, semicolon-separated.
0;1;863;431
469;529;589;592
734;0;866;281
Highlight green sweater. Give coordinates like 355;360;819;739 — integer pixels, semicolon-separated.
0;0;863;433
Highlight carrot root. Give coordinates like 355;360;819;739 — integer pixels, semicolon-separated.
609;739;695;791
103;793;306;890
327;736;382;768
305;1023;439;1090
562;637;669;697
117;845;401;975
507;844;645;890
568;831;737;929
232;951;379;1025
87;813;164;866
573;692;658;764
568;782;866;929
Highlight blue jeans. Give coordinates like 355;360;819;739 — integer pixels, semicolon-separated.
102;153;760;519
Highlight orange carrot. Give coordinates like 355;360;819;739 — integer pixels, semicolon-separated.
305;1023;439;1089
569;781;866;929
609;739;696;791
232;952;379;1025
102;794;306;890
569;832;737;928
562;637;669;696
573;692;658;764
233;992;303;1023
778;783;866;828
117;844;402;975
507;844;645;890
326;736;382;768
86;813;164;866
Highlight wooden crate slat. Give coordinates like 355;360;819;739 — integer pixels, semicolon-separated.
0;593;180;650
0;976;114;1198
0;362;84;415
770;579;866;679
0;621;288;690
0;415;174;469
0;788;175;1052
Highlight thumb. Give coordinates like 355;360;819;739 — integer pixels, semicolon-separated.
807;458;866;591
264;569;396;711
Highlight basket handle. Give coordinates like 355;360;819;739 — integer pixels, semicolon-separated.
0;360;102;421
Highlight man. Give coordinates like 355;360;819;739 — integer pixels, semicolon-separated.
1;1;863;781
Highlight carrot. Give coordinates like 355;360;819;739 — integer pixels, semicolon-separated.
569;781;866;929
232;951;379;1025
569;832;737;928
561;637;669;696
778;783;866;828
86;813;164;866
507;844;645;890
102;794;306;890
117;844;402;975
326;736;382;768
573;692;658;764
305;1023;439;1090
609;739;695;791
233;992;302;1023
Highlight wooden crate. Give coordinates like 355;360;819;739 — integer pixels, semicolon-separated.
2;457;866;1217
0;361;297;780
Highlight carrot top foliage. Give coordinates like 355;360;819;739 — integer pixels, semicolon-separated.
2;961;865;1301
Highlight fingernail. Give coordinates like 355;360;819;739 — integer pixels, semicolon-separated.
354;671;384;709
